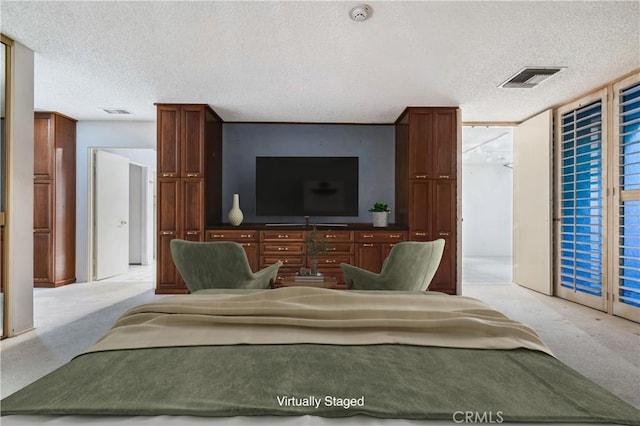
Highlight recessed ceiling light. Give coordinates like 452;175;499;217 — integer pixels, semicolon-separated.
101;108;132;115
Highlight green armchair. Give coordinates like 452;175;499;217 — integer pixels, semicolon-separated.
170;240;282;293
341;240;445;291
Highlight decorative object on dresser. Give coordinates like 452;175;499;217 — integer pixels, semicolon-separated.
33;112;77;287
227;193;244;226
369;201;390;227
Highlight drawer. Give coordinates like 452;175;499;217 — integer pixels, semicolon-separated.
318;230;353;242
262;256;305;269
261;230;305;242
207;230;258;241
354;231;407;243
315;255;353;266
261;243;305;255
324;242;354;255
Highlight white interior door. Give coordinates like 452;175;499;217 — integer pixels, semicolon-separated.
94;150;130;280
513;110;553;295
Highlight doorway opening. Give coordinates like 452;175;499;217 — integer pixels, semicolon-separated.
461;126;514;286
88;148;156;282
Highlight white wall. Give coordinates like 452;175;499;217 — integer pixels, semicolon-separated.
6;41;34;336
462;164;513;257
75;121;155;282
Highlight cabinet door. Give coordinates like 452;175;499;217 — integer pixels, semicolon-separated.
432;110;457;178
429;180;456;294
408;110;433;178
409;180;430;237
156;233;187;293
355;243;383;273
34;114;55;179
34;232;53;284
157;106;180;178
182;178;204;240
181;106;205;178
158;178;180;234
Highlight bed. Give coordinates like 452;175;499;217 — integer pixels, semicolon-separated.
2;287;639;425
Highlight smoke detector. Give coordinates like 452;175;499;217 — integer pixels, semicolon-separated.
350;4;372;21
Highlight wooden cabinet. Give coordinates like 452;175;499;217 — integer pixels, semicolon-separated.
354;231;408;273
206;230;260;271
156;104;222;294
33;112;76;287
406;108;457;179
396;107;460;294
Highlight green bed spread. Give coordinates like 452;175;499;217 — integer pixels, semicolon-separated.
2;344;639;424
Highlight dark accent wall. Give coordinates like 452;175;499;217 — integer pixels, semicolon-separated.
222;123;395;224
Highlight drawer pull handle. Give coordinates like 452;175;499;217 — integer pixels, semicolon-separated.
389;234;400;238
212;234;224;238
363;243;374;247
277;234;289;239
325;260;336;264
186;231;198;235
241;243;252;247
363;234;373;238
439;175;450;179
326;235;336;238
277;247;288;251
283;260;288;263
240;234;252;238
415;232;427;236
416;175;427;178
160;173;175;177
438;232;451;236
186;173;198;177
160;231;172;235
328;248;336;251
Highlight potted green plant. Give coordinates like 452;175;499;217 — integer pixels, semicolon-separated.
304;226;332;275
369;201;390;227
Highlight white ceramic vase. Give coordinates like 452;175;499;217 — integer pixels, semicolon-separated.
372;211;390;227
228;193;244;226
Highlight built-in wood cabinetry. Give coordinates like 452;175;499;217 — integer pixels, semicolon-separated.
33;112;77;287
205;228;404;285
156;104;222;294
156;104;460;294
396;107;460;295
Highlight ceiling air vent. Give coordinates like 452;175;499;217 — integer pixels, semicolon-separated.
101;108;131;115
499;67;564;89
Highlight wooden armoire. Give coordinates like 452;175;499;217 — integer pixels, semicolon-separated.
395;107;461;295
155;104;223;294
33;112;77;287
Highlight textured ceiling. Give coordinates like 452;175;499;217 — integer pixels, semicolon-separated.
1;1;638;123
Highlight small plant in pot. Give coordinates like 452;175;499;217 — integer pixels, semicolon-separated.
369;202;390;227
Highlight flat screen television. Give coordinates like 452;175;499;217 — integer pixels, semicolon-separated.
256;157;359;217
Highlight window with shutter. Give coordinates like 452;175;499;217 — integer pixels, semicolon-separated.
557;99;605;308
614;79;640;318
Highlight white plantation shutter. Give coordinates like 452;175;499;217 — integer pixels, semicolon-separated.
614;78;640;320
558;100;604;303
